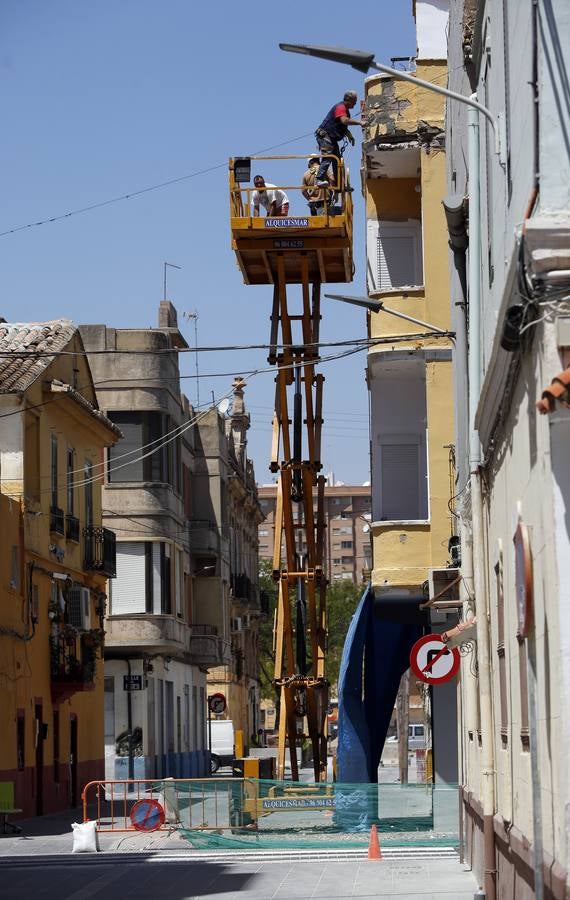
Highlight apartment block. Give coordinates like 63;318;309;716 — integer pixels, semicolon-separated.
258;482;372;584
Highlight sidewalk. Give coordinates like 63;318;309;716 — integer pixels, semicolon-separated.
0;806;479;899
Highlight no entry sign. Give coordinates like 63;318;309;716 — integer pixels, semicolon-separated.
208;692;227;715
410;634;460;685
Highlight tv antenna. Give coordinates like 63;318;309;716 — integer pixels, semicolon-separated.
183;310;200;409
163;261;181;299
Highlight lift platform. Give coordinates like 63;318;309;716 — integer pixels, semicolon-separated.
229;155;353;285
229;155;355;782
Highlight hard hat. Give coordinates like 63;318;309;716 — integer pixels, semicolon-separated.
344;90;358;100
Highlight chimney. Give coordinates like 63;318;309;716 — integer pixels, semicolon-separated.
158;300;178;329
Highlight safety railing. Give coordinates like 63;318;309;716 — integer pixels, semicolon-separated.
82;778;252;833
229;154;353;225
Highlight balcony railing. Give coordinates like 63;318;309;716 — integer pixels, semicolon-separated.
190;624;232;668
66;514;80;542
50;631;97;702
230;572;258;605
83;526;116;578
50;505;65;535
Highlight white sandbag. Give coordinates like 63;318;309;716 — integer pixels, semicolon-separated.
71;820;99;853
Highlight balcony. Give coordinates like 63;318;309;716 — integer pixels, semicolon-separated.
188;520;220;556
83;526;116;578
188;624;232;669
50;505;65;535
105;614;190;656
104;616;232;668
50;630;97;703
66;514;80;542
230;572;258;605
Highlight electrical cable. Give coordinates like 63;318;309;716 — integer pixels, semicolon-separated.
0;132;314;238
16;340;372;499
0;64;464;241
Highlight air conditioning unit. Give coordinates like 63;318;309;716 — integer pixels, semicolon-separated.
427;568;461;624
231;617;243;633
428;568;461;603
67;586;91;630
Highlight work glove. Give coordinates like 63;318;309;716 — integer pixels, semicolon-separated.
347;131;355;146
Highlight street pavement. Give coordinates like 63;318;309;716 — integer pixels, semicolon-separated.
0;764;477;899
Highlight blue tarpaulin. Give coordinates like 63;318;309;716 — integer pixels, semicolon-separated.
337;584;422;783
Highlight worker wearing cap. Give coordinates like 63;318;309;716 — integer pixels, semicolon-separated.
302;156;332;215
252;175;289;217
315;91;364;189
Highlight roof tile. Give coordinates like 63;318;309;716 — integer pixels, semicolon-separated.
0;320;76;392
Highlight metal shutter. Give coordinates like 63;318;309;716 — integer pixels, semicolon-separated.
110;542;146;614
380;443;420;520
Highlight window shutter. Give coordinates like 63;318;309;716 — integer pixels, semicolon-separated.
67;587;83;629
380;444;420;520
108;416;143;482
111;542;146;614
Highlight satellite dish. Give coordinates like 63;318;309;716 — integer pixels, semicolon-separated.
217;398;230;416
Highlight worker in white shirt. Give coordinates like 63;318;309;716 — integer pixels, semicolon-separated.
252;175;290;217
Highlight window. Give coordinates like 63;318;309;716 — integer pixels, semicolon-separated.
259;529;269;537
107;411;181;487
67;448;75;516
495;547;508;747
380;442;422;520
25;414;40;502
341;556;353;565
368;220;423;292
183;464;192;518
518;636;530;750
84;461;93;528
341;541;353;549
332;558;341;565
50;433;58;509
53;710;60;783
10;546;19;590
371;360;429;522
16;712;25;770
109;541;172;616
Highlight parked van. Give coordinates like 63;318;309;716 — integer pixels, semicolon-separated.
408;723;426;750
210;719;235;773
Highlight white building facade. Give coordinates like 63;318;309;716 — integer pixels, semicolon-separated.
446;2;570;897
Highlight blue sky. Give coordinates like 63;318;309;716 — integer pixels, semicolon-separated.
1;0;415;484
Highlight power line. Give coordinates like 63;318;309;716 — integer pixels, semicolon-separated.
0;132;313;238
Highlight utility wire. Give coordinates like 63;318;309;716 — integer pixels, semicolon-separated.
0;132;314;238
17;340;374;499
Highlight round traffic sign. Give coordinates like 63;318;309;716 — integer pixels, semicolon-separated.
208;692;227;715
130;798;165;832
410;634;460;685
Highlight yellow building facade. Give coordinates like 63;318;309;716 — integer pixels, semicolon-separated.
363;9;457;782
365;57;455;592
0;321;120;817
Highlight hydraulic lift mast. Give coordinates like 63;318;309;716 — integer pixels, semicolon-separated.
228;155;354;781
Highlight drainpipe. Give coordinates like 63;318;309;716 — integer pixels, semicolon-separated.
468;99;496;900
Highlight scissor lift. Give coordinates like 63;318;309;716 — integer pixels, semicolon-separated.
229;155;354;781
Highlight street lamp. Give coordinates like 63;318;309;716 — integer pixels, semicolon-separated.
278;42;501;156
324;293;452;337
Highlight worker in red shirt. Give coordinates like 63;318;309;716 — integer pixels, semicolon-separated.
315;91;364;189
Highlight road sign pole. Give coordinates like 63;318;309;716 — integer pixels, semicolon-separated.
208;703;212;760
126;659;134;780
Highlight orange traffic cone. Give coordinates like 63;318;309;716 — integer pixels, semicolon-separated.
368;823;382;860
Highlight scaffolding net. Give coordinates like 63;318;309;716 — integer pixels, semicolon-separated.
166;778;460;851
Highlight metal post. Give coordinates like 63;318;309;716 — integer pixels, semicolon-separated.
126;659;134;781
